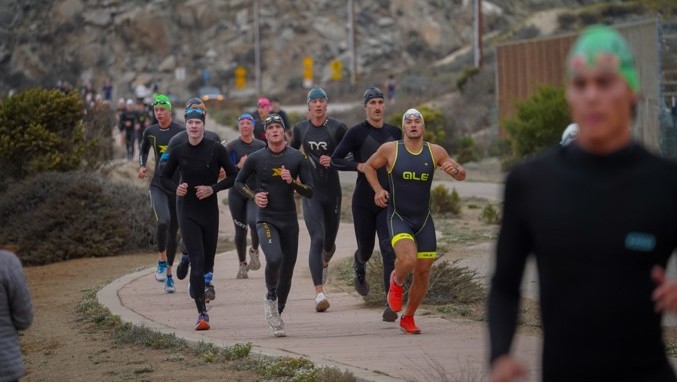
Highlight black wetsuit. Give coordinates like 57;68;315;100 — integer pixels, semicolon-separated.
160;137;237;314
119;110;139;160
226;137;266;263
139;121;185;267
251;111;268;144
235;146;313;314
291;117;347;286
331;121;401;293
387;141;437;258
489;143;677;381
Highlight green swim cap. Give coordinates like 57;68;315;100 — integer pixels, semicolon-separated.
567;25;639;93
153;93;172;110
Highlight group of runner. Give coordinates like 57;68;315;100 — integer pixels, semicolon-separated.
137;83;464;337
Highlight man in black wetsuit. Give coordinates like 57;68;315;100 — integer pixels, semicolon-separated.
138;94;185;294
160;102;238;331
364;108;465;334
489;25;677;381
235;114;313;337
226;113;266;279
161;98;223;302
331;87;402;322
290;87;347;312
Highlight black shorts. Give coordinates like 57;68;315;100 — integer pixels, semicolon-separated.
388;210;436;259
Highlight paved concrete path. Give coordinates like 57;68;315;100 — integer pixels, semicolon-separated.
99;202;543;381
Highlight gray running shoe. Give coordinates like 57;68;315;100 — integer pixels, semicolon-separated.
205;283;216;302
315;293;330;312
382;304;398;322
237;263;249;279
354;259;369;296
248;247;261;270
264;297;286;337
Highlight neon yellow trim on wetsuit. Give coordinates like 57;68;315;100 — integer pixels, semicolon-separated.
417;251;436;259
387;141;399;174
391;232;414;247
405;143;423;156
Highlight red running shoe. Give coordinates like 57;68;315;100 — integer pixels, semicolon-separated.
400;315;421;334
195;312;210;331
387;270;403;312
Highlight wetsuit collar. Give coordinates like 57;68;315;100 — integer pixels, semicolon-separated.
565;141;643;169
310;117;327;127
267;144;287;155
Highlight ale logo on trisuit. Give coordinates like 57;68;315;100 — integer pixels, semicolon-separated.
625;232;656;252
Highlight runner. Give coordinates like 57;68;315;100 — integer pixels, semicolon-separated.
560;123;579;146
252;97;271;144
161;98;223;302
160;101;238;331
235;113;314;337
363;108;466;333
138;94;185;293
119;99;139;161
489;25;677;381
226;113;266;279
290;87;347;311
331;87;402;322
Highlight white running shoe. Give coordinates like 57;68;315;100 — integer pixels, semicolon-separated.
249;247;261;270
315;292;330;312
264;297;285;337
236;263;249;279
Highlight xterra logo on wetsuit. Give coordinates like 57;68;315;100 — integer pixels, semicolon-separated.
159;145;168;154
272;167;284;177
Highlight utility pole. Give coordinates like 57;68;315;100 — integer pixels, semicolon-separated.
254;0;262;96
347;0;356;85
473;0;483;68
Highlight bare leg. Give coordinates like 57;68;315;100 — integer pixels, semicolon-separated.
404;259;434;316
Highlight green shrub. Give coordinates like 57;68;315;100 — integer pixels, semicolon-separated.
480;203;501;225
503;85;569;160
430;185;461;216
456;135;480;164
82;102;116;171
0;171;154;265
456;66;481;92
0;88;86;183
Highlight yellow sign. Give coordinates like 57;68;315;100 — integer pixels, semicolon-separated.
303;56;313;80
235;66;247;89
330;59;343;80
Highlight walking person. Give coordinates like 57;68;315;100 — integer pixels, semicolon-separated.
119;99;139;161
160;102;238;331
363;108;466;333
0;249;33;382
226;113;266;279
235;113;314;337
138;93;185;293
331;87;402;322
290;87;348;311
489;25;677;381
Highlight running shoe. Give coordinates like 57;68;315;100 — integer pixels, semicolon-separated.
264;297;285;337
205;283;216;303
164;275;175;293
382;304;398;322
387;270;404;312
399;315;421;334
176;254;190;280
195;312;210;331
315;292;330;312
155;261;168;282
248;247;261;270
354;258;369;296
237;263;249;279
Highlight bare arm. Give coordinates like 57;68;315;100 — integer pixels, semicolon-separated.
364;142;394;208
431;144;466;181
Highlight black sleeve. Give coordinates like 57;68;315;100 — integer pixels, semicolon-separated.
139;126;152;167
487;168;532;364
211;144;238;192
160;145;181;192
292;153;314;199
290;123;303;150
331;126;359;171
235;153;256;199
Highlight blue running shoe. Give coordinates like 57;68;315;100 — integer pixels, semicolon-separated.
164;276;175;293
155;261;168;282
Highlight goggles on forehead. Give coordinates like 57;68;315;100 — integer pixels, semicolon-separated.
152;100;170;106
185;107;205;116
264;114;284;125
403;111;422;120
238;114;255;122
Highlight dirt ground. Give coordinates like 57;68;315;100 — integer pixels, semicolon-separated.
20;252;258;382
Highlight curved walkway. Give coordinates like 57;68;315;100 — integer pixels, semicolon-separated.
99;205;541;381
